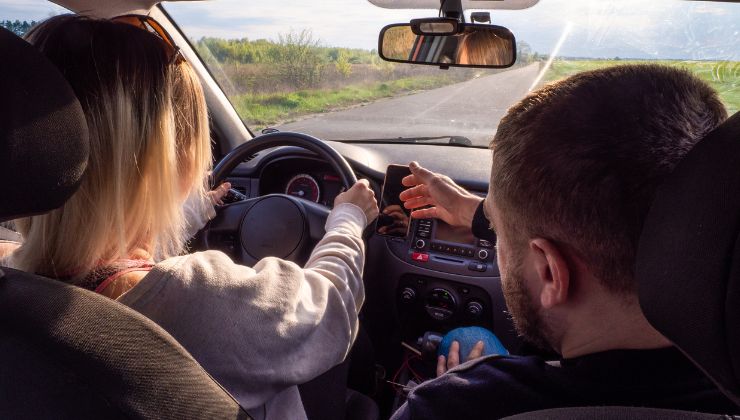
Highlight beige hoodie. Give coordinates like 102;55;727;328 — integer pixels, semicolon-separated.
118;203;367;420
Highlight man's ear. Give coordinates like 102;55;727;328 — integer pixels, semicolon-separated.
529;238;570;309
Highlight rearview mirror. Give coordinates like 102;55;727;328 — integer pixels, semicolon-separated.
378;22;516;68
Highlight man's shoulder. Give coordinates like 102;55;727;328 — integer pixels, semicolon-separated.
398;354;563;420
394;348;739;420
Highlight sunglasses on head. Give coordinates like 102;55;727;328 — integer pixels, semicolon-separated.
112;14;184;64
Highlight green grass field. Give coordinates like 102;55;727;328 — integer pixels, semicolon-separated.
544;59;740;114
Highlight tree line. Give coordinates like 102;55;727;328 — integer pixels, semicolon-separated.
194;30;383;88
195;32;376;66
1;20;38;36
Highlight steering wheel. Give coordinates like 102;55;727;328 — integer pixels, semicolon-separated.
200;132;358;266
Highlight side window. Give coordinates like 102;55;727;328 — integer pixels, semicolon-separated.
0;1;69;37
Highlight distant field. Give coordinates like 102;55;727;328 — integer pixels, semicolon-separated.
544;59;740;114
231;72;481;131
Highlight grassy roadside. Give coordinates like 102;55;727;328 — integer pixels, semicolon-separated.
544;60;740;114
230;74;466;130
229;59;738;131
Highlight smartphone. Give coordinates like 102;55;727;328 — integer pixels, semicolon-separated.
376;164;412;237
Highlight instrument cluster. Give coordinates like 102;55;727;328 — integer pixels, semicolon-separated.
259;158;343;207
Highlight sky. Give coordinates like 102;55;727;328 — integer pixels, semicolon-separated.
2;0;739;60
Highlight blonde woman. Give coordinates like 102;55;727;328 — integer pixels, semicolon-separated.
10;15;378;420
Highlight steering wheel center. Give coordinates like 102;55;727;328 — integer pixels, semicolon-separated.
241;196;306;260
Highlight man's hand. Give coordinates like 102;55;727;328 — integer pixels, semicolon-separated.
436;340;485;376
399;162;483;228
334;179;379;226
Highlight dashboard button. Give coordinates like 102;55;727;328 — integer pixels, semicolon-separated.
468;262;487;272
412;252;429;262
466;301;484;318
415;239;426;249
425;306;453;321
400;287;417;304
478;249;489;261
478;239;494;248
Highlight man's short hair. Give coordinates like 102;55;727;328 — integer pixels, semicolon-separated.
491;64;727;294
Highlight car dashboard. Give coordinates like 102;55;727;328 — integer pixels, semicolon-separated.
219;139;525;355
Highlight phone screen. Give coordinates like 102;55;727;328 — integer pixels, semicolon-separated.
376;165;412;237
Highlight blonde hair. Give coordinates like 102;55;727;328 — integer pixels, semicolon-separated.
12;15;211;281
456;30;512;66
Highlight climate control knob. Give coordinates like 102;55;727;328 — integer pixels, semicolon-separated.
477;249;489;261
466;301;484;318
400;287;417;304
415;239;426;249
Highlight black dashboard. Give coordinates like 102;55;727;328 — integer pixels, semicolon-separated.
222;140;523;355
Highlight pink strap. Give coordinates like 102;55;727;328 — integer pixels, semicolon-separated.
94;266;153;294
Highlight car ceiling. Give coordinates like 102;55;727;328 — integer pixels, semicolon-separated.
51;0;740;21
50;0;201;18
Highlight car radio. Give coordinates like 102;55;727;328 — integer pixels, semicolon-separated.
376;164;497;276
385;217;498;277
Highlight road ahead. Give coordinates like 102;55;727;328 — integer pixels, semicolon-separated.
277;63;541;147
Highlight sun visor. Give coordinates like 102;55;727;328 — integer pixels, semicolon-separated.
367;0;539;10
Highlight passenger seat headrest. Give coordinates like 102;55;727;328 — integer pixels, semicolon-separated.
637;111;740;407
0;26;89;222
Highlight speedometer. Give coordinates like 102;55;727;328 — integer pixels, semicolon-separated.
285;174;320;202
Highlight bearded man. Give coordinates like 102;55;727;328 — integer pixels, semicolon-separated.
390;64;738;419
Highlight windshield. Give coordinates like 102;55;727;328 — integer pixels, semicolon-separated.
164;0;740;147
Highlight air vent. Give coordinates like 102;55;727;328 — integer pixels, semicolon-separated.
244;152;259;163
233;185;248;195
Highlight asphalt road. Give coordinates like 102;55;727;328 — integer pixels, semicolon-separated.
277;63;541;147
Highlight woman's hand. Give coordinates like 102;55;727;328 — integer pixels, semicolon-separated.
207;182;231;206
334;179;379;226
436;340;485;376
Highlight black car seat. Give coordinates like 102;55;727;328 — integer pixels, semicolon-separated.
0;26;250;420
636;110;740;408
503;112;740;419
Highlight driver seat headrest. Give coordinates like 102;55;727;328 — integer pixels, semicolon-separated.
637;111;740;407
0;26;89;222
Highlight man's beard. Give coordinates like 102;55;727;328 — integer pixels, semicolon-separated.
501;251;555;352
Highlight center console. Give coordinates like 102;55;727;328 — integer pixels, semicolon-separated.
368;164;519;353
385;218;497;277
382;217;504;343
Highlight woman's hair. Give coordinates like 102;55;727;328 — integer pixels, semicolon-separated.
456;30;512;66
12;15;211;280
